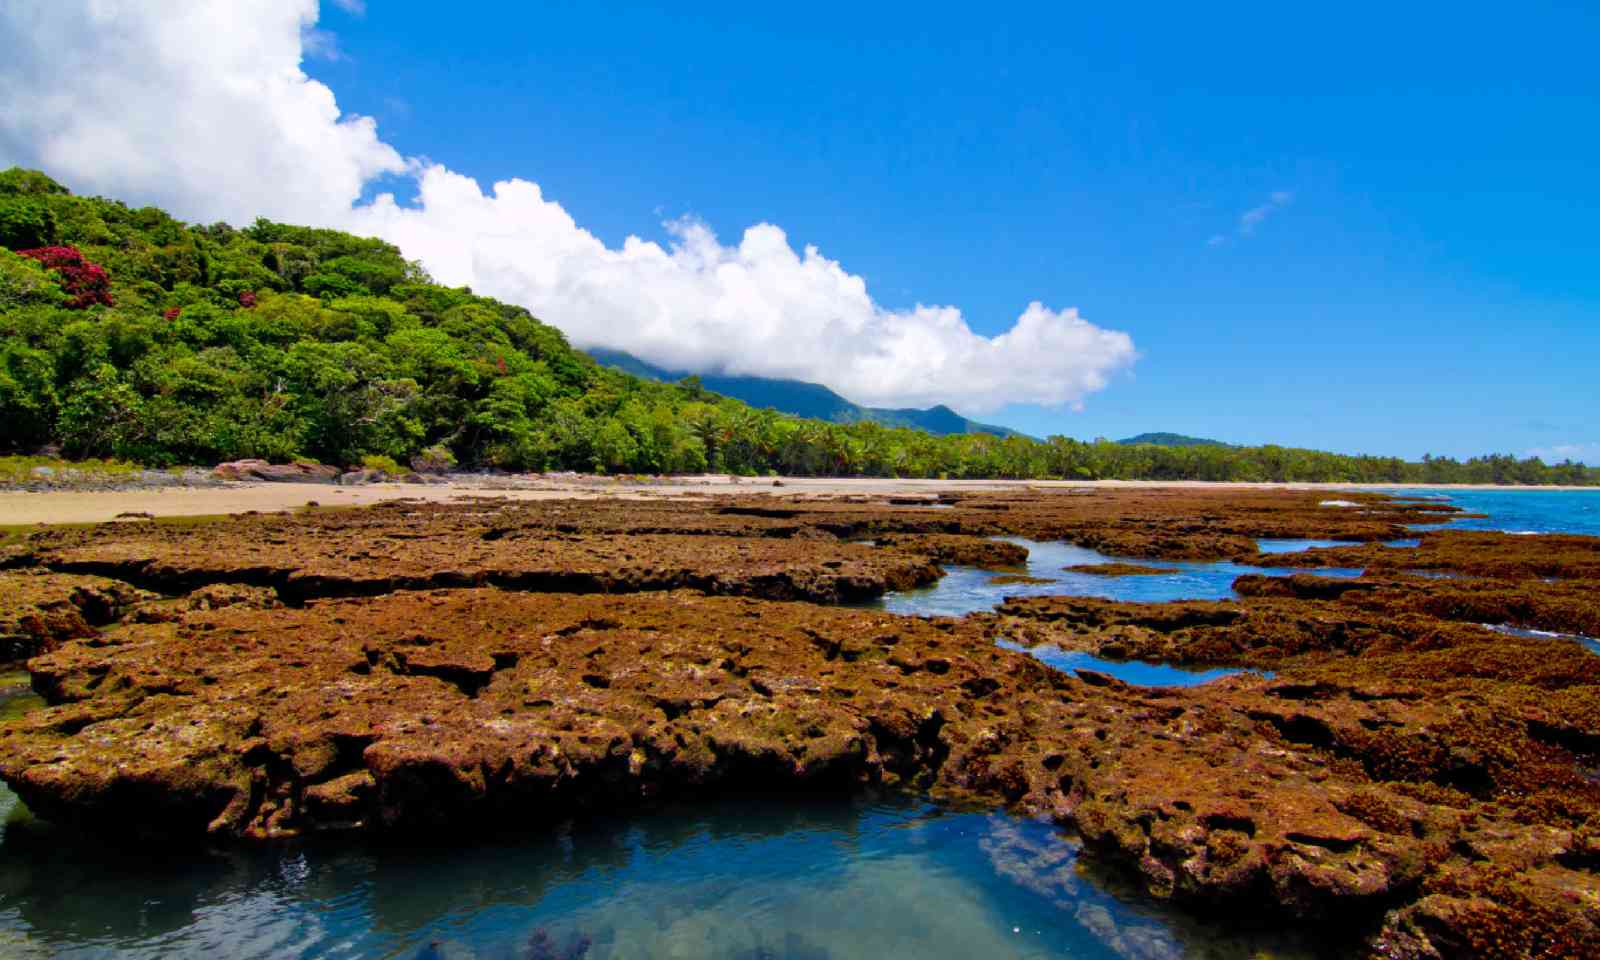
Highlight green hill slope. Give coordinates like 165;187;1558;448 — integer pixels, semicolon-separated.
1118;432;1227;447
0;167;1592;485
588;348;1025;438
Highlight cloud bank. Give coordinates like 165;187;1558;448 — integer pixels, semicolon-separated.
0;1;1136;413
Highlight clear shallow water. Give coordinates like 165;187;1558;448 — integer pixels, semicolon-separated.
870;538;1363;619
0;789;1332;960
1480;623;1600;656
1256;538;1355;554
1389;489;1600;536
863;539;1357;687
995;640;1257;688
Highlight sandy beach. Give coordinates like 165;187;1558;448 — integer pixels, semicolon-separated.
1;474;1595;526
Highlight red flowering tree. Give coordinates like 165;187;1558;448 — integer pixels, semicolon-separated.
163;307;181;321
16;245;113;309
237;290;257;308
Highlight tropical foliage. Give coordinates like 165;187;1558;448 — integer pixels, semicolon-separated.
1;168;1594;485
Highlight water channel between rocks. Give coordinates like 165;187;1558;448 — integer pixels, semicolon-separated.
859;536;1351;688
868;537;1364;621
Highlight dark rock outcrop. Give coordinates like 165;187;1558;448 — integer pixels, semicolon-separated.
213;460;340;483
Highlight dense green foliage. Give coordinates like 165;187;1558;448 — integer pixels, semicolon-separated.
1;168;1595;485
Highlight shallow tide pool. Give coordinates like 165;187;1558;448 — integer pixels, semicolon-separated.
0;786;1335;960
868;538;1363;618
994;640;1259;688
860;538;1358;687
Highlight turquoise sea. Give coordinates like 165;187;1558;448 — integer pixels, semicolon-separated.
1387;487;1600;536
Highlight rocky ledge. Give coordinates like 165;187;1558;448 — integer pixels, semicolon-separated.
1;490;1596;958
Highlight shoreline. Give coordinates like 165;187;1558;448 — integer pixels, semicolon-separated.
1;474;1596;526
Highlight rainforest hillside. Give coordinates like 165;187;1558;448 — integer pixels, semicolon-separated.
0;168;1594;484
587;347;1026;439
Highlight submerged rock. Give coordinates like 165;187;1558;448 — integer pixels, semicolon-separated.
1063;563;1181;577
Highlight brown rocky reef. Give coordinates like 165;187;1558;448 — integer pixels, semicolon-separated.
2;488;1597;958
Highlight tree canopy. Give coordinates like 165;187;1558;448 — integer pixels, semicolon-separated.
1;168;1594;485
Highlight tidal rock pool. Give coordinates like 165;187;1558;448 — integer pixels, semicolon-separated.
0;789;1331;960
868;538;1363;618
994;640;1258;687
1255;538;1357;554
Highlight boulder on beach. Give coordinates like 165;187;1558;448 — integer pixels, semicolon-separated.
337;469;389;486
212;460;340;484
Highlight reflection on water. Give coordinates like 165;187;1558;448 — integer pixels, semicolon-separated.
1256;538;1355;554
0;673;39;738
995;640;1257;687
869;538;1364;618
0;787;1340;960
860;538;1340;687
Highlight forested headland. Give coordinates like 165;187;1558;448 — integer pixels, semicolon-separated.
1;168;1594;485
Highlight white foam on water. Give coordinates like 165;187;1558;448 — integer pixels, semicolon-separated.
1481;623;1600;654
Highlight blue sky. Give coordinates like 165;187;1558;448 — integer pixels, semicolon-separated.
4;2;1597;460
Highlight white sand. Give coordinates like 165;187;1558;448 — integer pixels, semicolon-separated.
0;475;1592;527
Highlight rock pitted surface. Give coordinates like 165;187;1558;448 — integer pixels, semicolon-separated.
1;489;1596;957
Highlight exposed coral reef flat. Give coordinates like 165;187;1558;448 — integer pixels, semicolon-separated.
1;488;1596;958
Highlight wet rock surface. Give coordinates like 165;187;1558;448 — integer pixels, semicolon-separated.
1;489;1596;958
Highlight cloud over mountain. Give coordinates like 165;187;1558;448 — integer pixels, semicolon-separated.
0;0;1136;413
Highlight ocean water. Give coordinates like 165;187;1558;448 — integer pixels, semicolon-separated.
1389;488;1600;536
0;781;1332;960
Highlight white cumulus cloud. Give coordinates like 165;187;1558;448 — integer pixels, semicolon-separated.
0;0;1136;414
0;0;402;226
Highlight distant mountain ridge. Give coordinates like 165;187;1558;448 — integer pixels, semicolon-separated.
587;348;1026;438
1117;432;1229;447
